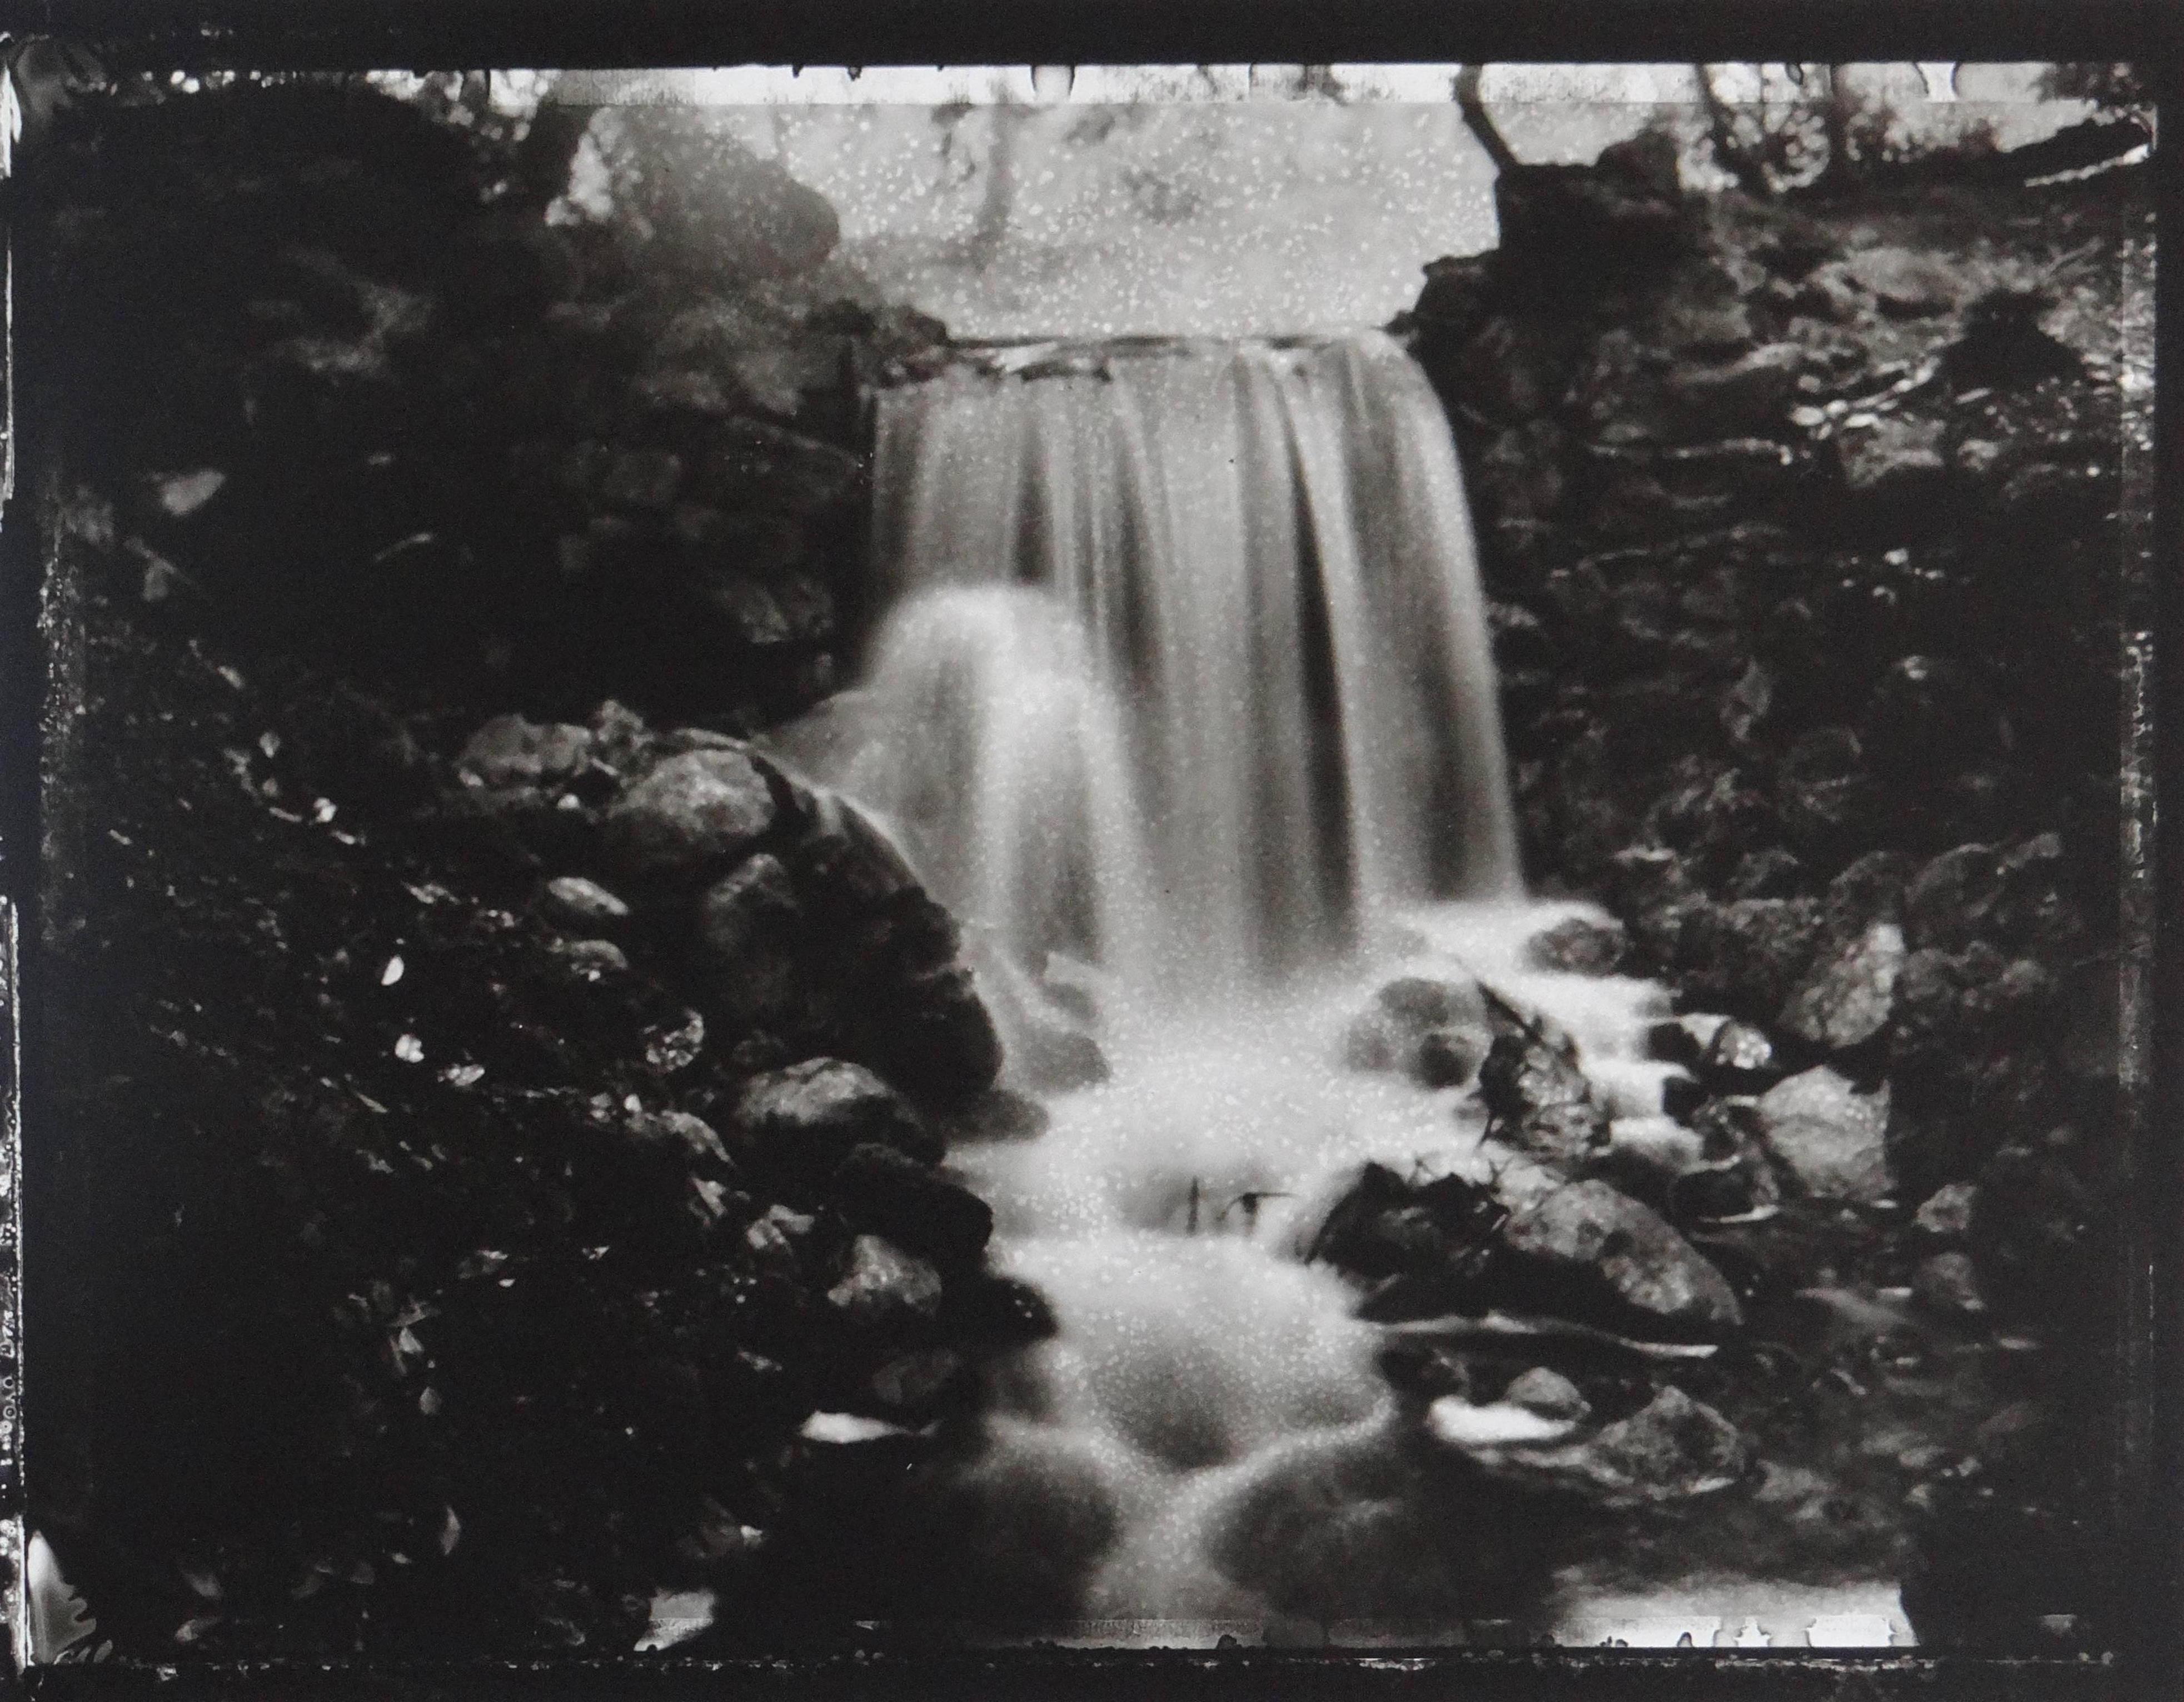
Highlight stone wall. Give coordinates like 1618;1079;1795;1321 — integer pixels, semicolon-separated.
1402;138;2148;1643
32;81;948;732
25;79;1018;1658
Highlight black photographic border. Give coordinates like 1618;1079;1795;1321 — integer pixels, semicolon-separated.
0;2;2174;1696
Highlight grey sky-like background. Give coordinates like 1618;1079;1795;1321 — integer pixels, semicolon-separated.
525;64;2112;338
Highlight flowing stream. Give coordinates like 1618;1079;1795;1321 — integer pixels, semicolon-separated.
794;333;1894;1639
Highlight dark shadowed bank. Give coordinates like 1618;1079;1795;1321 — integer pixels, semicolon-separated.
1398;127;2148;1645
12;74;2151;1663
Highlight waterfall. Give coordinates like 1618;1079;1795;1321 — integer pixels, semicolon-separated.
852;332;1520;1009
803;332;1677;1632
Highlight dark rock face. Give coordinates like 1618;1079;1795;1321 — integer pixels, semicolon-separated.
1672;897;1824;1022
831;1142;994;1274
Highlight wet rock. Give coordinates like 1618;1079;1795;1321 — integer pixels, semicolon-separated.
831;1141;993;1272
786;790;923;911
1345;975;1492;1083
826;1234;943;1327
1487;599;1554;668
1902;844;2003;954
1889;944;2055;1081
1728;846;1806;899
1912;1250;1986;1320
1968;1140;2098;1327
852;962;1004;1106
744;1214;800;1276
1673;897;1824;1024
456;714;592;790
587;697;654;774
699;417;863;514
1005;1008;1110;1095
1498;1179;1742;1338
1593;1117;1706;1211
603;748;777;880
1755;1066;1893;1204
1670;1145;1783;1227
1777;921;1906;1052
1461;1385;1747;1506
939;1086;1050;1145
1660;1074;1708;1122
694;571;792;648
1525;916;1628;976
736;1059;940;1174
1414;1029;1487;1089
695;853;803;1025
541;874;631;931
1648;767;1774;882
1477;1021;1612;1171
1913;1181;1978;1240
1719;658;1774;750
1698;1020;1781;1091
946;1272;1059;1347
1504;1367;1590;1422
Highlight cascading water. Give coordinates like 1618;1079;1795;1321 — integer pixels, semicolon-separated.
855;332;1520;1003
804;331;1683;1634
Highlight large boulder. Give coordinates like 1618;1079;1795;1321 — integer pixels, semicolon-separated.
1344;975;1493;1090
848;961;1005;1106
1904;834;2079;958
456;713;592;790
831;1141;993;1273
1497;1179;1742;1339
1754;1066;1894;1204
695;852;804;1026
1777;921;1906;1052
736;1058;940;1173
603;747;777;880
